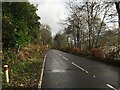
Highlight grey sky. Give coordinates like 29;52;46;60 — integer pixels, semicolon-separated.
28;0;118;36
29;0;70;36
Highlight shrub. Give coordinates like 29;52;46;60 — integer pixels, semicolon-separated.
108;48;120;60
79;50;90;56
65;47;73;53
59;47;65;52
71;47;81;54
90;47;104;58
17;44;47;60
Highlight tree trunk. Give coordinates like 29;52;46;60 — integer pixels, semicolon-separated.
76;29;80;47
86;2;93;50
115;2;120;45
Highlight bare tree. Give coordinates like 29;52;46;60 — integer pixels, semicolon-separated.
115;1;120;45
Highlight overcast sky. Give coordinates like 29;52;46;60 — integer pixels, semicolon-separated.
28;0;70;36
28;0;118;36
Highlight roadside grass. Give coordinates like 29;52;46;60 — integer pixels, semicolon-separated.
2;44;47;88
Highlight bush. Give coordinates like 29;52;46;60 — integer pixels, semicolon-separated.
79;50;90;56
17;44;47;60
71;47;81;54
64;47;73;53
90;47;104;58
108;48;120;60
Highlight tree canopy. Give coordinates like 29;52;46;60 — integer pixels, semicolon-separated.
2;2;41;51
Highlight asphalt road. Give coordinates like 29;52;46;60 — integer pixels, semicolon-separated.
42;49;119;89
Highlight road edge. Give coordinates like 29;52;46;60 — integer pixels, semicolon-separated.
38;54;47;89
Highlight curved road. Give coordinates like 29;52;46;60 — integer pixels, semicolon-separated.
42;49;119;89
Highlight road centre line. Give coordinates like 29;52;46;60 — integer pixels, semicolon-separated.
57;53;68;61
59;54;62;57
62;56;68;61
72;62;85;71
57;53;91;75
85;71;89;73
107;84;118;90
92;75;96;77
58;53;98;78
71;62;90;74
58;54;62;57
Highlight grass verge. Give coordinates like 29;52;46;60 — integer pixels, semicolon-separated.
2;44;47;89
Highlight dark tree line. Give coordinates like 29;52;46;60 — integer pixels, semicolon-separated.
2;2;52;53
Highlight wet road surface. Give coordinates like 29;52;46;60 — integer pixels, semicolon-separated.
42;49;119;89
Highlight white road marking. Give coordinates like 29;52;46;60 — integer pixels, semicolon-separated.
71;62;90;74
72;62;85;71
107;84;118;90
57;53;68;61
62;56;68;61
85;71;89;73
79;67;85;71
93;75;96;77
58;54;96;78
58;54;62;57
38;54;47;88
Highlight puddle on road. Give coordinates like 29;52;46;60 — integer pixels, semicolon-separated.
46;68;74;73
51;69;66;73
